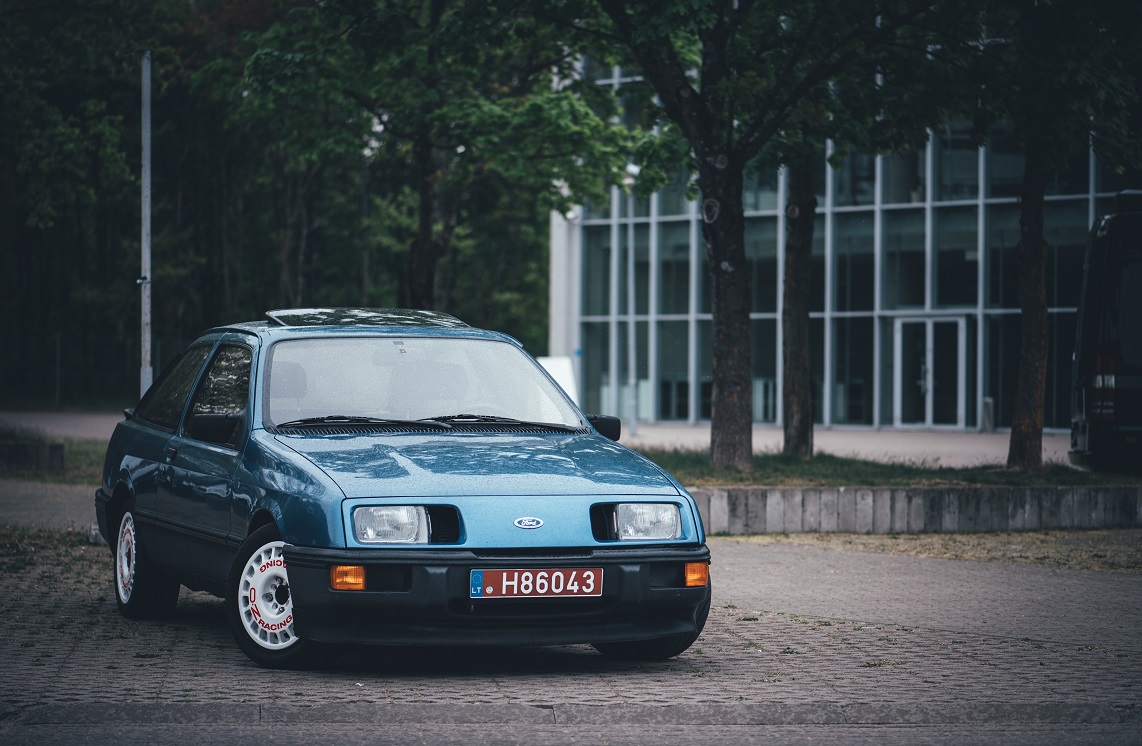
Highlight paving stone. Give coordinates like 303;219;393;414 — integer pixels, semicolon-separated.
1;535;1138;724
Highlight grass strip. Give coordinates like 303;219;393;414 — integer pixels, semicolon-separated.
0;437;105;485
635;448;1140;487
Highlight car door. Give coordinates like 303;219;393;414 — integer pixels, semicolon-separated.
157;341;255;586
129;343;216;551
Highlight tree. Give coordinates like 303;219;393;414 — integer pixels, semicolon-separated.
0;0;618;405
976;0;1142;470
782;156;818;458
561;0;984;467
0;0;165;403
243;0;629;315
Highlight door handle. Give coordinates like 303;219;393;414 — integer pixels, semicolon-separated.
164;446;178;462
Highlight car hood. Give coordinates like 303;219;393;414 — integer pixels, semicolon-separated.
271;431;680;498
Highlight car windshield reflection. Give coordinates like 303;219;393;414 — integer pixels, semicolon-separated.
265;337;582;429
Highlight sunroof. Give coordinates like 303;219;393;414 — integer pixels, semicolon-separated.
265;308;469;328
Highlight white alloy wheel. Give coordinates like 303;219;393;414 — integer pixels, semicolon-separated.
115;511;138;605
236;539;298;650
112;505;179;619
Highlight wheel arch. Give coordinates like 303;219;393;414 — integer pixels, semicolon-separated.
103;482;134;552
109;481;133;511
245;509;280;539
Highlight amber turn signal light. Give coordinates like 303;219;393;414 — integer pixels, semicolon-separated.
330;565;366;591
684;562;709;587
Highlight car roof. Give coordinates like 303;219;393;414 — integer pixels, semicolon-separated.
265;308;469;328
203;307;516;345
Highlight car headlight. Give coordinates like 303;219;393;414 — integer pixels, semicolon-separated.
615;503;681;540
353;505;429;544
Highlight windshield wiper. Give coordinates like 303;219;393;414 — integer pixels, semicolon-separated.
429;414;583;432
276;415;451;430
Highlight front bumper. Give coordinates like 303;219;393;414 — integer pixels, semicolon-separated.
1069;422;1142;472
282;544;711;647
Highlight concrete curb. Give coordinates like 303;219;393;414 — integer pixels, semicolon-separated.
690;485;1142;534
7;701;1132;726
3;480;1141;537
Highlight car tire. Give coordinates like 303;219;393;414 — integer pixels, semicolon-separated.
113;506;180;619
591;594;710;661
226;524;321;669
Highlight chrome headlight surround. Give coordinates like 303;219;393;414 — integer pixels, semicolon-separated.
614;503;681;541
352;505;429;544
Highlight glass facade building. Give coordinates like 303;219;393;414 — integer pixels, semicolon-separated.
548;81;1140;431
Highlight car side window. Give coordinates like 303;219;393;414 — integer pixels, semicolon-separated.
134;345;213;431
187;345;253;447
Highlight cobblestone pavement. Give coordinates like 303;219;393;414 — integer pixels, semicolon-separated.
1;416;1134;741
1;533;1137;725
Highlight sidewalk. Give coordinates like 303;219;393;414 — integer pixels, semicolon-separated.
623;422;1072;468
0;410;124;442
1;410;1072;467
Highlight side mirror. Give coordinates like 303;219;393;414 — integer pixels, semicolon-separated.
586;414;621;442
187;413;242;445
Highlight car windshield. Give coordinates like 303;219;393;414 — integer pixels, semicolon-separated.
264;336;582;429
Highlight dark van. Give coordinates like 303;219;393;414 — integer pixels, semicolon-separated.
1070;190;1142;471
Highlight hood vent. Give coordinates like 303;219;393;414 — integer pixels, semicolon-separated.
274;424;567;436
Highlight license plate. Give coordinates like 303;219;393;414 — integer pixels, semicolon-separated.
470;568;603;599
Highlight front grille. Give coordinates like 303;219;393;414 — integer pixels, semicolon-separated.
426;506;461;543
469;547;594;559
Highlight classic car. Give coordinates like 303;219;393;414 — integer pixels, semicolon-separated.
96;308;710;668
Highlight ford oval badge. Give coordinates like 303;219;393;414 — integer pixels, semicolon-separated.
514;517;544;529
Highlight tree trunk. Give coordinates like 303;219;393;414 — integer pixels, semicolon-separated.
700;158;753;470
1006;155;1049;470
220;164;231;314
404;0;447;311
279;174;296;307
782;161;817;459
359;168;371;306
296;194;309;307
406;125;438;309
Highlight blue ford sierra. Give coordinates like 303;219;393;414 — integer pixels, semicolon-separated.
95;308;711;668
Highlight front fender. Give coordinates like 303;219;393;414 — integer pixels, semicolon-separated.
238;432;347;547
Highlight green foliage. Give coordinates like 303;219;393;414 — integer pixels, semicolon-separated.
0;421;48;444
968;0;1142;177
0;436;105;485
0;0;145;228
230;0;631;316
959;1;1142;470
0;0;169;407
2;0;1138;414
637;448;1140;488
556;1;1000;468
562;0;990;183
1;0;629;405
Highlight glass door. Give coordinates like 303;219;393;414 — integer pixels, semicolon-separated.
894;318;966;427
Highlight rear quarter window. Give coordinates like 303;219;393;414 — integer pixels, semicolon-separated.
134;345;213;431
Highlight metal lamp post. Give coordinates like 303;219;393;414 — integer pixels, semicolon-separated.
140;50;153;397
